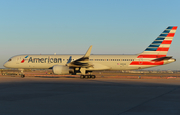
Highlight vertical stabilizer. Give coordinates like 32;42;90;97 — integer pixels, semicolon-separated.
130;26;177;66
139;26;177;58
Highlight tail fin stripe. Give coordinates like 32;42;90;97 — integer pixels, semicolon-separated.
170;30;176;33
163;30;171;33
160;34;168;37
167;33;175;37
172;26;178;30
149;45;160;47
156;48;169;51
161;40;172;44
167;27;173;29
152;41;162;44
164;37;173;40
159;44;170;47
145;48;157;51
156;38;165;40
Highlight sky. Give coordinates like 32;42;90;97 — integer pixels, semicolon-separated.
1;0;180;70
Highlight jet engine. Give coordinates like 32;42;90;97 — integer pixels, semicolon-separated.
53;65;72;75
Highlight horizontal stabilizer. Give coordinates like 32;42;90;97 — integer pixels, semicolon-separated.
151;56;172;61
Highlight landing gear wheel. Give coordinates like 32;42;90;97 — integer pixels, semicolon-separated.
80;75;96;79
85;75;88;79
91;75;96;79
80;75;84;79
21;74;25;78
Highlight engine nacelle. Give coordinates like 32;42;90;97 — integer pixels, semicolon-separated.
53;65;70;75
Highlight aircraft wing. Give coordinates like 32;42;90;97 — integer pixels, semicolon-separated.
67;45;93;68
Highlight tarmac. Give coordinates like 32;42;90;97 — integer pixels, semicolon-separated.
0;77;180;115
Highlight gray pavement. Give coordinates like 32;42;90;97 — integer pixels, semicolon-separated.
0;77;180;115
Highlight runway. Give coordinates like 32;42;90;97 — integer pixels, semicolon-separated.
0;77;180;115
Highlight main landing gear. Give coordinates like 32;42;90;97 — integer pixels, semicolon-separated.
80;75;96;79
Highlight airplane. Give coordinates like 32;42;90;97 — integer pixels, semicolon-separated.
3;26;178;78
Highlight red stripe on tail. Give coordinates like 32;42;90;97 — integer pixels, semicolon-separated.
167;33;175;37
156;47;169;51
162;40;172;44
172;26;178;30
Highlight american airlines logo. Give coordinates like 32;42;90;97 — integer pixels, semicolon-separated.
28;57;62;63
21;55;29;63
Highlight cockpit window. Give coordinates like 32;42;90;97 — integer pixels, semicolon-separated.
8;59;12;61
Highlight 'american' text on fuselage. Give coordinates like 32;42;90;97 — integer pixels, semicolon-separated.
28;57;62;63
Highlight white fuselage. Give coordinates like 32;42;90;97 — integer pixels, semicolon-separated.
4;54;174;71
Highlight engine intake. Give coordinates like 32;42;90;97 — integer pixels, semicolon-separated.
53;65;71;75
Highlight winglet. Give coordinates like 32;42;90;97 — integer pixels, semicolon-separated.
84;45;92;58
67;46;93;67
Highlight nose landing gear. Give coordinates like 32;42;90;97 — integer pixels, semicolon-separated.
21;74;25;78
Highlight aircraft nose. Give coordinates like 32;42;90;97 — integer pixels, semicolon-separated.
3;62;8;68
